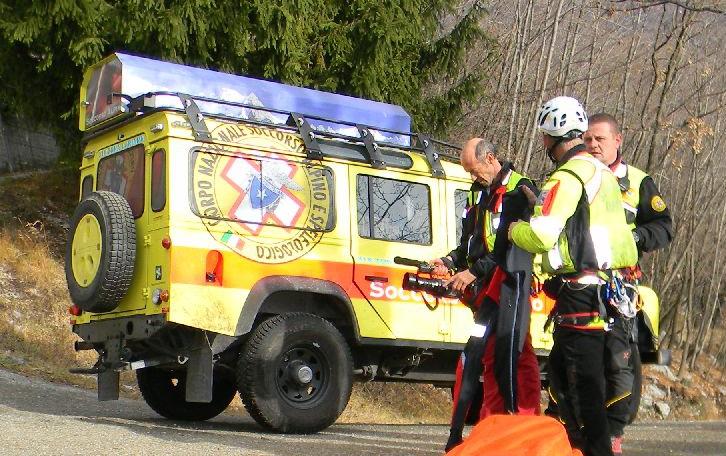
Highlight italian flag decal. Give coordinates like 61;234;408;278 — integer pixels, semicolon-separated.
221;230;245;250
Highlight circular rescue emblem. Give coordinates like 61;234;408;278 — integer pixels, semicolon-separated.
191;123;333;264
650;195;667;212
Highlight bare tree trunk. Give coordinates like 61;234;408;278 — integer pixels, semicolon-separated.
584;21;599;106
645;11;693;171
507;0;534;155
617;9;643;125
522;0;565;172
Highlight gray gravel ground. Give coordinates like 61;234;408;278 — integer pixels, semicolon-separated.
1;368;724;455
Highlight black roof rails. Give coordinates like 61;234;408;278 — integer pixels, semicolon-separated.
94;91;461;177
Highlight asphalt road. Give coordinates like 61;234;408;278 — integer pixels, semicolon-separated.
1;368;724;455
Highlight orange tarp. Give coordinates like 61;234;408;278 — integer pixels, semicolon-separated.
445;415;584;456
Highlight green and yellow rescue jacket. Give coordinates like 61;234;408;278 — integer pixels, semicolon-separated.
511;145;638;276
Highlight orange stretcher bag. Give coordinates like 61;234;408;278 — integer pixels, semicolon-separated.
445;415;583;456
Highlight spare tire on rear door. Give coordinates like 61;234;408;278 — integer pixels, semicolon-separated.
65;191;136;313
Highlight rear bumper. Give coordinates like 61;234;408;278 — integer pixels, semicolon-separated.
73;314;166;344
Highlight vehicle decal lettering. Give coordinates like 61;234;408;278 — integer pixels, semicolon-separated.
191;123;333;264
97;134;146;159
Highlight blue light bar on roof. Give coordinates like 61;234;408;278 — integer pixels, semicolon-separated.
80;52;411;145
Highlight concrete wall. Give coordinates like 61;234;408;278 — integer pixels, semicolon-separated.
0;113;60;173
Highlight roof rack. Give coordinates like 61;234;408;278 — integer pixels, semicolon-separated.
94;91;461;177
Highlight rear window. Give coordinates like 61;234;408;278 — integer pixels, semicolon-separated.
151;149;166;212
97;143;145;218
81;175;93;200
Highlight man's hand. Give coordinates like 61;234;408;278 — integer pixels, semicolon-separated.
445;269;477;294
429;257;451;277
520;185;537;208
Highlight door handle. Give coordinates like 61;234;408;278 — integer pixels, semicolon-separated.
364;275;388;283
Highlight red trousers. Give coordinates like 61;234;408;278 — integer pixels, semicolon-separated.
451;333;541;421
481;333;541;417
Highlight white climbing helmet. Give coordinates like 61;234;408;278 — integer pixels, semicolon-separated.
536;96;588;138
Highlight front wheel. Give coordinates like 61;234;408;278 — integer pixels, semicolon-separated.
137;365;237;421
237;313;353;433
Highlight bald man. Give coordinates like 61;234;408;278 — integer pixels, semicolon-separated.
433;139;541;451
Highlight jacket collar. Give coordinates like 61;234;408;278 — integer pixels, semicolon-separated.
557;143;587;165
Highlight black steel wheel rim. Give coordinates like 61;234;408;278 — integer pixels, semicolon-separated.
276;344;328;406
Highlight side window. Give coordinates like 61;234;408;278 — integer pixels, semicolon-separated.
454;189;469;242
81;175;93;200
356;174;432;245
151;149;166;212
97;144;145;218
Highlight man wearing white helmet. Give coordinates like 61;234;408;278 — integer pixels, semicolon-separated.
508;96;638;456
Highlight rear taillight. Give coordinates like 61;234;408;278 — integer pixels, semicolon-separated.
152;288;170;305
205;250;223;285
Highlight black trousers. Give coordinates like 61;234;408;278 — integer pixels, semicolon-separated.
548;285;613;456
546;305;637;440
604;315;635;437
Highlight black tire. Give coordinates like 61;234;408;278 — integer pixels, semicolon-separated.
137;366;238;421
628;342;643;423
65;191;136;313
237;313;353;433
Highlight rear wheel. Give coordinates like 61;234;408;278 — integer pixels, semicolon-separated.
237;313;353;433
137;366;237;421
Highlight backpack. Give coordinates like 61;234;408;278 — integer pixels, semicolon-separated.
446;415;583;456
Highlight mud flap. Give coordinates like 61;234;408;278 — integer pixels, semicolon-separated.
185;332;214;403
98;339;121;401
98;370;120;401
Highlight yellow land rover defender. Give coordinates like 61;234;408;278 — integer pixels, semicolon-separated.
66;53;666;433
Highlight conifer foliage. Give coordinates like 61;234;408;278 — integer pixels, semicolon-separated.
0;0;491;151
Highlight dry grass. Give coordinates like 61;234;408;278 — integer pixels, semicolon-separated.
0;227;96;386
341;382;451;424
640;349;726;421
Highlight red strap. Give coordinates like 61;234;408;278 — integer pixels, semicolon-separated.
491;184;507;212
542;181;560;216
484;266;508;303
558;312;600;318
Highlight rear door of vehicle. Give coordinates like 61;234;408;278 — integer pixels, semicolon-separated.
94;133;149;314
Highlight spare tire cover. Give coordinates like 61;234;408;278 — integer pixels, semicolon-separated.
65;191;136;313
